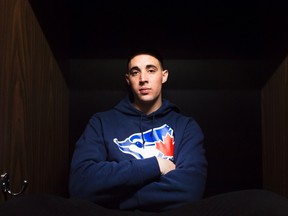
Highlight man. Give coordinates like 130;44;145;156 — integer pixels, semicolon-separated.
69;49;208;212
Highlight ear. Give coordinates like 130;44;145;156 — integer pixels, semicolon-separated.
125;74;130;85
162;69;169;84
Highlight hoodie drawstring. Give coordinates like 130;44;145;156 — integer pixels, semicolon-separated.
150;114;155;141
140;115;145;148
140;113;156;148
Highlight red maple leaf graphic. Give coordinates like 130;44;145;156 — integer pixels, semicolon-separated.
155;133;174;156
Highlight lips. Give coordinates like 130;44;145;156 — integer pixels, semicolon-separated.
139;87;150;94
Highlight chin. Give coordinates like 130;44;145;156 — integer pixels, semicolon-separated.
138;94;154;101
139;97;159;106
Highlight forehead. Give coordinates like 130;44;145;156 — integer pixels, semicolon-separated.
129;54;161;68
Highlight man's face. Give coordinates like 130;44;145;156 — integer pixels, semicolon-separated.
126;54;168;109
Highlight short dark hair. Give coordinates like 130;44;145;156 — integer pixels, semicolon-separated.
126;48;164;72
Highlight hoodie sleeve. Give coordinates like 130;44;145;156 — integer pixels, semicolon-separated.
119;118;208;212
69;115;162;208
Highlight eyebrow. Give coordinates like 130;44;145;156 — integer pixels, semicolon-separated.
128;64;159;75
146;64;158;70
129;64;158;71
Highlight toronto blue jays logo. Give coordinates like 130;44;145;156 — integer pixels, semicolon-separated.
113;124;174;160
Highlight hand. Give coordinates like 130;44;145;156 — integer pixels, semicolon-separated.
156;157;176;175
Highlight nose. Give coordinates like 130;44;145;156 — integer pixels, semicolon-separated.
139;71;148;84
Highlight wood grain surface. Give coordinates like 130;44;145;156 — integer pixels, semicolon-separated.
0;0;69;202
262;56;288;198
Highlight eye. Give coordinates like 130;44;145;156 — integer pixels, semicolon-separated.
130;70;139;76
147;66;157;73
148;69;156;73
135;141;143;148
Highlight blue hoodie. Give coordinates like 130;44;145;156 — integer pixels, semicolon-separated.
69;96;207;212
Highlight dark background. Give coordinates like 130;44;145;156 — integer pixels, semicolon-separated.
29;0;288;197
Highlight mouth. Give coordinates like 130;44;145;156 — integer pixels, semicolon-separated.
139;88;151;94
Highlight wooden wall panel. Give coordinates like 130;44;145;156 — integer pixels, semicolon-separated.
262;56;288;198
0;0;69;202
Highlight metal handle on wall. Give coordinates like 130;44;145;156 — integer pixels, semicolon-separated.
1;173;28;201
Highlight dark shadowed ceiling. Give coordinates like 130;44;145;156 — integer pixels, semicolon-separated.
29;0;288;89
